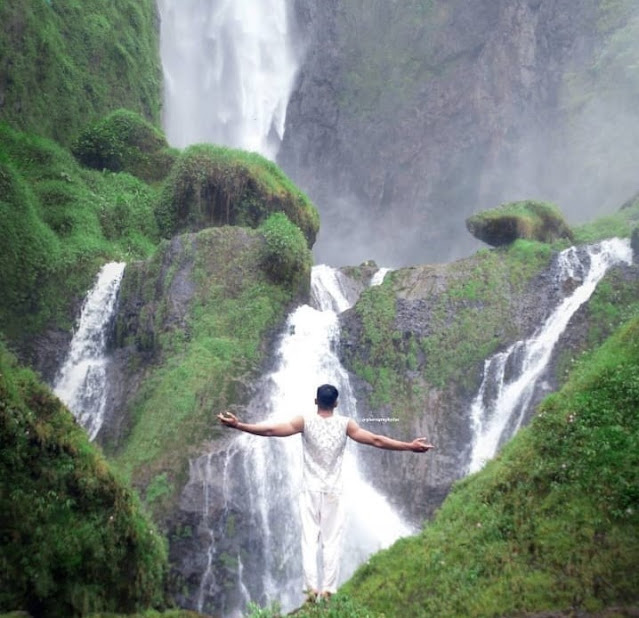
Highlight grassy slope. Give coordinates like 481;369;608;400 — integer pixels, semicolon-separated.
0;344;167;617
0;0;161;145
0;124;161;340
339;315;639;617
110;223;311;518
350;239;553;415
349;197;639;420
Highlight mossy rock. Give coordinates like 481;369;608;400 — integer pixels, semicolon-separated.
259;212;313;290
0;345;167;617
154;144;319;247
632;226;639;262
73;109;176;182
466;200;574;246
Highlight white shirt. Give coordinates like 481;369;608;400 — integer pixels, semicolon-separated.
302;413;350;493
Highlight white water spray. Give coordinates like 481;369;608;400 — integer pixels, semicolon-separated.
370;267;391;286
54;262;126;441
158;0;299;158
467;238;633;473
197;266;411;615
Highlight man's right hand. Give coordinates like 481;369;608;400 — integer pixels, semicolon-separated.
410;437;434;452
218;412;239;428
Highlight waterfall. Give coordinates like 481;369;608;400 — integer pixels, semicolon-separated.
157;0;299;158
196;266;411;616
370;267;391;286
53;262;126;441
467;238;633;474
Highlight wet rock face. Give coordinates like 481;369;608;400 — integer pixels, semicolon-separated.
282;0;619;264
337;248;601;524
97;234;198;446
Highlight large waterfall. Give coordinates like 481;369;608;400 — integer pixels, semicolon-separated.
195;265;411;616
157;0;299;158
53;262;126;441
467;238;633;473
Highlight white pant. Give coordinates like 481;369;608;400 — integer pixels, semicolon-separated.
299;489;345;594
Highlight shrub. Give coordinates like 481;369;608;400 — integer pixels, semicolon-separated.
73;109;175;182
154;144;319;246
259;212;312;289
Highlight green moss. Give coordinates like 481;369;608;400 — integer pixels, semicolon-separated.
349;241;553;411
336;0;446;120
573;193;639;244
0;124;160;339
0;344;167;617
466;200;574;247
154;144;319;247
259;212;313;291
0;0;162;145
73;110;176;183
343;316;639;616
111;227;304;517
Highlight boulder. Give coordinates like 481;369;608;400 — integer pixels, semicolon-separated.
154;144;319;247
466;200;574;247
73;109;176;182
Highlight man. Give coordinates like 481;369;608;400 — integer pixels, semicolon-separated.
218;383;434;603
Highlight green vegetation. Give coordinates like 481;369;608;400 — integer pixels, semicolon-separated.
336;0;449;120
0;0;161;145
0;124;160;339
0;343;167;617
466;200;574;247
87;609;204;618
573;192;639;244
73;109;177;183
110;226;307;516
245;594;381;617
349;240;553;411
342;316;639;616
259;212;313;290
154;144;319;246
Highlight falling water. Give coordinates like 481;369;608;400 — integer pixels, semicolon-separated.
53;262;126;441
370;267;391;286
467;238;633;473
196;266;411;616
157;0;299;158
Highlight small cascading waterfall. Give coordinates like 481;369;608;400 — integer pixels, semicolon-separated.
467;238;633;474
157;0;299;158
53;262;126;441
196;265;411;616
370;267;391;287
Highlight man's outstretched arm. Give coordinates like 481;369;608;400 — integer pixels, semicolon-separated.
218;412;304;437
347;419;434;452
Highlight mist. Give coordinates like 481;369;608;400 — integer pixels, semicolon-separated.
280;1;639;268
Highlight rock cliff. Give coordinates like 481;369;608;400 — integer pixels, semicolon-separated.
339;237;639;526
282;0;639;266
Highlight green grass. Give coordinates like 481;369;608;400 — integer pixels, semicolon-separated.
0;343;167;617
573;193;639;244
110;226;308;516
466;200;574;246
342;316;639;616
73;109;177;183
348;240;553;415
0;124;160;339
155;144;319;247
0;0;161;145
